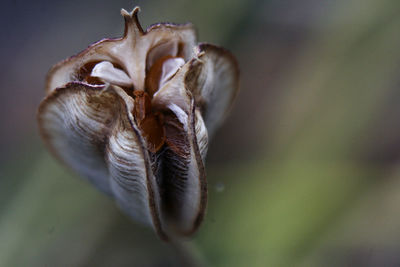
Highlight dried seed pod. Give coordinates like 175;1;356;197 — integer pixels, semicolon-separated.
38;6;239;240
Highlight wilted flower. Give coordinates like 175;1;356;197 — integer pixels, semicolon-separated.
38;7;239;240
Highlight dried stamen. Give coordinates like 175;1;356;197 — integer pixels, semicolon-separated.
133;91;189;156
133;91;165;153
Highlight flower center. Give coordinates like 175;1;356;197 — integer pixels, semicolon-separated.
132;90;166;153
85;56;187;155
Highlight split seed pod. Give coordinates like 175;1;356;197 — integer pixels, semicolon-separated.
38;7;239;240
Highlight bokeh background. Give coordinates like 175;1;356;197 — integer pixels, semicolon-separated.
2;0;400;266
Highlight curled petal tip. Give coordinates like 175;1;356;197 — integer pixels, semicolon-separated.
121;6;144;35
120;6;140;17
120;8;129;17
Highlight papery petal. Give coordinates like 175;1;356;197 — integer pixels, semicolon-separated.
151;67;208;236
156;102;207;236
159;57;185;88
146;40;179;71
46;7;196;93
151;60;191;112
185;43;239;137
145;22;197;64
38;83;117;193
46;42;123;93
105;87;167;240
38;83;167;239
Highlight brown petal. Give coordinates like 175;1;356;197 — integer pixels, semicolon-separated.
38;83;167;240
158;100;208;236
46;41;123;94
38;83;116;194
46;7;196;94
145;23;197;65
151;66;208;235
185;43;240;137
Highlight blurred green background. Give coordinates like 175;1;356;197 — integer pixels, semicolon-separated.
2;0;400;266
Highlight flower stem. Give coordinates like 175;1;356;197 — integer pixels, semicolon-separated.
170;239;206;267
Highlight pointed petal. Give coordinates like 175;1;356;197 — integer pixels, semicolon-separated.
159;99;208;236
151;59;191;113
185;43;240;137
151;68;208;235
38;83;167;239
159;58;185;88
145;22;197;62
105;87;167;240
46;7;197;94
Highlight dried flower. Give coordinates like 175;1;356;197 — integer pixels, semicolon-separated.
38;7;239;240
